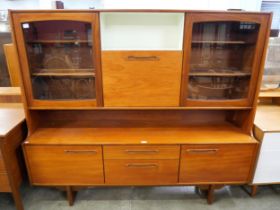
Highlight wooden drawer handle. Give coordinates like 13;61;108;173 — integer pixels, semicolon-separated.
126;163;158;168
126;56;160;61
185;149;219;154
64;150;97;154
125;150;159;154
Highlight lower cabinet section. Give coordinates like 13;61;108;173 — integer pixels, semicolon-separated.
104;159;179;184
179;144;256;183
24;145;104;185
24;143;257;186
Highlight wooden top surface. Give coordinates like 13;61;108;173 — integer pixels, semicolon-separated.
0;87;21;96
0;103;25;137
25;124;256;145
254;105;280;133
259;89;280;98
9;9;271;15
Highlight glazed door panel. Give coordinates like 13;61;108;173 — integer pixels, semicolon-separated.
12;13;102;108
181;13;270;107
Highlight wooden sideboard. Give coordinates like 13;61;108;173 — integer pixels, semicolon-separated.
0;103;26;210
9;9;272;205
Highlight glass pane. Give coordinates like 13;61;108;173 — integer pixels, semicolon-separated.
188;21;260;100
22;20;95;100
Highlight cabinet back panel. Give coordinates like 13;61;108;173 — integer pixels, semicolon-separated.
100;13;184;50
35;110;228;127
102;51;182;107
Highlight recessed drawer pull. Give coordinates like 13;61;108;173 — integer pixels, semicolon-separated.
186;149;219;154
64;150;97;154
125;150;159;154
126;56;160;61
126;163;158;168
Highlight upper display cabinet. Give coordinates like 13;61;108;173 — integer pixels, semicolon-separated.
11;13;102;108
181;13;270;107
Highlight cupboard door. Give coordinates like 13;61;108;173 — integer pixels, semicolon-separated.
102;51;182;107
179;144;256;183
12;13;102;108
24;145;104;185
181;13;270;107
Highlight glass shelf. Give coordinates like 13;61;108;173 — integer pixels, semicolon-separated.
32;69;95;77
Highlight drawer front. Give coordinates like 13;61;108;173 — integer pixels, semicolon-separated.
260;133;280;151
253;150;280;184
102;51;182;107
103;145;180;160
179;144;256;183
25;145;104;185
0;173;11;192
105;159;179;184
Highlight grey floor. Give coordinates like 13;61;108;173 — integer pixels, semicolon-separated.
1;184;280;210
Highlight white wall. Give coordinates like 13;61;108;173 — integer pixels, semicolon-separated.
1;0;262;11
103;0;262;11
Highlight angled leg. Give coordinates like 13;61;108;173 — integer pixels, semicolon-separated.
66;186;76;206
251;185;258;197
11;187;24;210
207;185;215;204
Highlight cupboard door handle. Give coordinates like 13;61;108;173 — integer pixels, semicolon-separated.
64;150;97;154
126;163;158;168
126;56;160;61
125;150;159;154
185;149;219;154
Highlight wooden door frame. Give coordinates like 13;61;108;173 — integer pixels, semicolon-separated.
11;12;103;108
180;12;270;108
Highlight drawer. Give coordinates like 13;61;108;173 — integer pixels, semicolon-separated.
179;144;256;183
260;133;280;151
104;159;179;184
103;145;180;160
0;173;11;192
24;145;104;185
102;51;182;107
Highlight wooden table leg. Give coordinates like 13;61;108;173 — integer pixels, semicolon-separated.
11;187;24;210
66;186;76;206
207;185;215;204
251;185;258;197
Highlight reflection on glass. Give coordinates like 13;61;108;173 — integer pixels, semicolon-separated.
188;21;260;100
22;20;95;100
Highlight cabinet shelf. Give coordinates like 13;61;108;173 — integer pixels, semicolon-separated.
189;69;251;77
27;40;90;44
192;40;250;45
32;68;95;77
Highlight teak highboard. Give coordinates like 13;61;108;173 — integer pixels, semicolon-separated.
9;9;272;205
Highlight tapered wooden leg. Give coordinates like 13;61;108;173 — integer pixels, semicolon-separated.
207;185;215;204
66;186;76;206
251;185;258;197
11;188;24;210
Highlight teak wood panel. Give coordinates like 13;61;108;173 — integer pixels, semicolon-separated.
103;145;180;159
104;159;179;184
181;13;270;107
102;51;182;107
179;144;257;183
11;12;103;108
0;154;6;173
24;145;104;185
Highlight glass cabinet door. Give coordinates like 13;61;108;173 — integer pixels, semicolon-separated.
182;13;268;107
188;21;259;101
21;20;96;101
